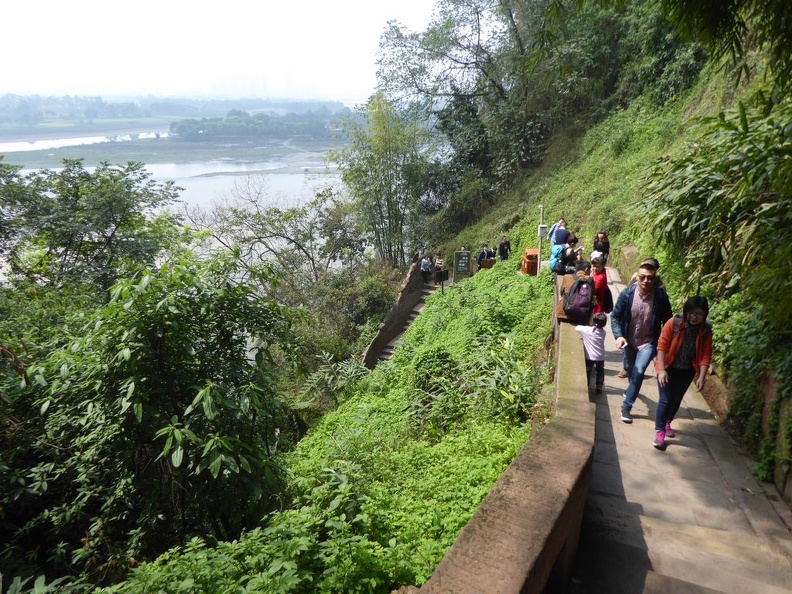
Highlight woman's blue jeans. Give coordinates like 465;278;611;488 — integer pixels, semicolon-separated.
622;343;656;411
655;368;696;431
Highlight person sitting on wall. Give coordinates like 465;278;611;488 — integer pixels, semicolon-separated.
554;235;581;274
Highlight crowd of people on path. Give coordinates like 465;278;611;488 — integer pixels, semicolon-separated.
549;216;713;452
414;236;514;286
412;213;713;452
416;250;449;285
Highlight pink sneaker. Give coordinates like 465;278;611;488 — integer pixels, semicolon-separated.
653;430;666;450
665;423;676;438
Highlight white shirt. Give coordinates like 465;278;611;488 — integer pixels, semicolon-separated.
575;325;606;361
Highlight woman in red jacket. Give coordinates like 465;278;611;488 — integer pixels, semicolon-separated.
652;296;713;450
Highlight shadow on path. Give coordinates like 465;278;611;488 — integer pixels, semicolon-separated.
569;268;792;593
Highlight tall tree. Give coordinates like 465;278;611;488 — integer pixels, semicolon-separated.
7;159;183;295
376;0;551;189
332;92;430;267
658;0;792;93
185;184;366;297
0;255;301;583
182;183;397;361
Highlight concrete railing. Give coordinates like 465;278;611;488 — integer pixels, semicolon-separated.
362;263;426;369
395;318;595;593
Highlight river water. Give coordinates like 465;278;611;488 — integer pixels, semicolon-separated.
145;161;340;211
1;133;341;211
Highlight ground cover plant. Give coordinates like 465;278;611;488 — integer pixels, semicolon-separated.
94;261;554;593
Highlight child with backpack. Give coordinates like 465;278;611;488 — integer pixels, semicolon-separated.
652;296;713;451
575;312;608;393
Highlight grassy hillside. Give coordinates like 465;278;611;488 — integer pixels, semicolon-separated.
442;58;792;495
445;62;748;299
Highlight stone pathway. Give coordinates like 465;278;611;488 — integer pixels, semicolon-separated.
570;269;792;593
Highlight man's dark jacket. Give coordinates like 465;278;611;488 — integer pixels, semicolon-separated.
610;283;672;347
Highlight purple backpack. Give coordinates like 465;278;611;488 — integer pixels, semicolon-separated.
563;278;594;321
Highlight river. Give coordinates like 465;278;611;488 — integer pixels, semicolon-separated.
144;160;340;211
1;133;341;211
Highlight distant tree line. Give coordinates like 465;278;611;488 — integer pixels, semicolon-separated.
0;94;348;128
169;107;352;141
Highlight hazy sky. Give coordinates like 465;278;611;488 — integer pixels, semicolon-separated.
3;0;436;104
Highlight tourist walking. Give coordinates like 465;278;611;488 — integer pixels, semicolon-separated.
591;229;610;264
498;236;511;261
575;312;608;393
590;256;612;314
434;253;444;285
611;260;673;423
476;244;490;269
652;296;713;450
420;254;433;284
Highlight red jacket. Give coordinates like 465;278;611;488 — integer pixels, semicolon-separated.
591;269;608;314
655;315;713;375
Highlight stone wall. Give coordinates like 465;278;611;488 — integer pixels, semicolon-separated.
362;263;426;369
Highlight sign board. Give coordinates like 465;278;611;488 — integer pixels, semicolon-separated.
453;250;471;282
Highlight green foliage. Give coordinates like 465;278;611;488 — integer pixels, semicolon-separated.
0;254;302;584
169;106;347;140
191;189;399;361
709;293;792;480
644;98;792;328
4;159;184;295
660;0;792;93
4;575;89;594
376;0;707;245
332;92;430;267
299;352;370;410
100;254;552;593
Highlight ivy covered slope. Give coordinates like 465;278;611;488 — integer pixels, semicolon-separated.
104;263;554;593
454;61;792;488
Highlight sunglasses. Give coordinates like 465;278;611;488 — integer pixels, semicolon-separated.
637;274;656;282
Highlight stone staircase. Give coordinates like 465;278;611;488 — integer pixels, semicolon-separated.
377;283;439;363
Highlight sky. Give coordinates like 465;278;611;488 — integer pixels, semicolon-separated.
2;0;436;105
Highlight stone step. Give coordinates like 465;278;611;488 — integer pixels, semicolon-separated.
386;333;404;349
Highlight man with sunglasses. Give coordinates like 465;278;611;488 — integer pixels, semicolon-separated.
611;260;672;423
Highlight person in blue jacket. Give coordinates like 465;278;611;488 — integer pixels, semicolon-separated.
611;260;672;423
